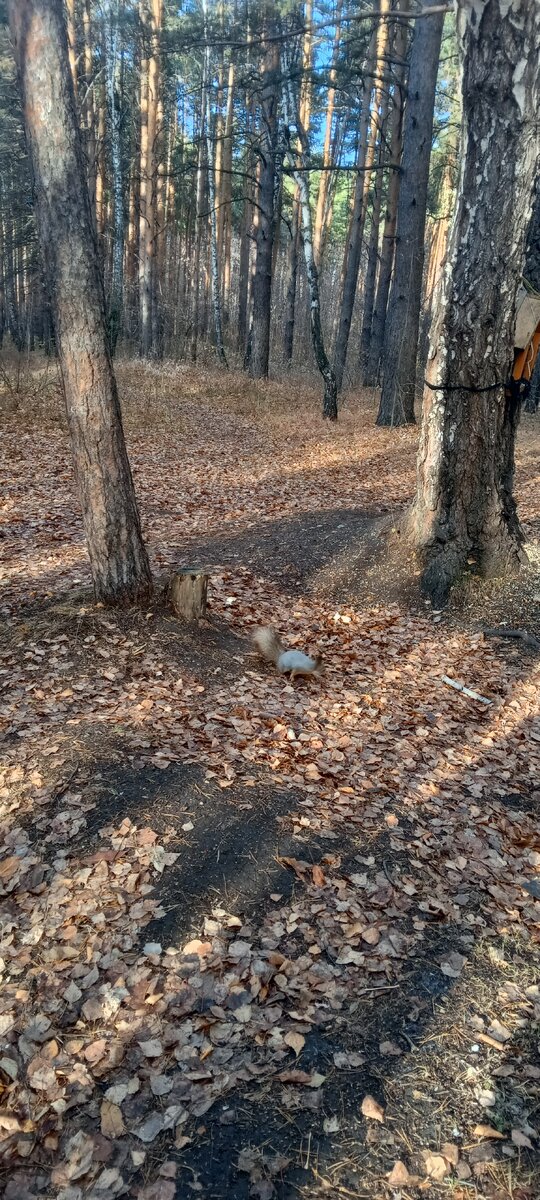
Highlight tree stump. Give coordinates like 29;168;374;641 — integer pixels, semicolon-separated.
170;569;209;622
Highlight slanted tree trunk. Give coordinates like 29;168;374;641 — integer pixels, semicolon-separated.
377;1;444;426
409;0;540;607
8;0;152;604
249;19;279;380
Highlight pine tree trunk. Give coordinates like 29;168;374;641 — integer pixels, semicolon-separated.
205;84;227;366
313;0;341;268
333;1;390;394
249;22;279;380
8;0;152;605
138;0;162;357
106;0;124;355
190;67;207;362
409;0;540;607
377;1;444;426
363;7;408;387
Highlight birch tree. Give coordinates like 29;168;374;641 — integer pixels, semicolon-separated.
409;0;540;607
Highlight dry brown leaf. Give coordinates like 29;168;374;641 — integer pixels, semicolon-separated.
424;1152;450;1181
312;865;325;887
100;1100;126;1138
283;1031;305;1057
361;1094;385;1122
387;1161;411;1186
182;939;212;957
473;1124;504;1140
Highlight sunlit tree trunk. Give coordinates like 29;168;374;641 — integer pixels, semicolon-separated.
377;1;444;425
313;0;342;268
249;15;280;379
8;0;152;604
409;0;540;606
138;0;162;357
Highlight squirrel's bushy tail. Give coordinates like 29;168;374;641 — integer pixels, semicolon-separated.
252;626;284;666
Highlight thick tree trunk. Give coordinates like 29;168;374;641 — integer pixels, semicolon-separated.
8;0;152;604
377;1;444;426
409;0;540;607
249;24;279;380
333;2;389;393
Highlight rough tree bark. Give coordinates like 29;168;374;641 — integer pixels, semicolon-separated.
377;0;444;425
202;0;228;368
106;0;124;354
363;3;407;386
249;17;279;380
409;0;540;607
8;0;152;604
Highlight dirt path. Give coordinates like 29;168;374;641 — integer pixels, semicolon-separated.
1;370;540;1199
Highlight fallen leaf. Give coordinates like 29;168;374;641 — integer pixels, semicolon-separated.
473;1124;504;1140
361;1095;385;1122
182;939;212;957
283;1032;305;1057
387;1161;411;1186
511;1128;534;1149
424;1152;450;1181
134;1112;166;1143
100;1100;126;1138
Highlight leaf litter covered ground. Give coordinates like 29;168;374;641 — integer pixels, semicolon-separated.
1;362;540;1200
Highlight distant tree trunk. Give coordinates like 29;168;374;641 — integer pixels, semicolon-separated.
283;207;300;364
282;0;312;367
249;21;279;380
363;6;407;387
333;1;390;394
409;0;540;607
313;0;341;268
282;70;337;419
9;0;152;604
106;0;124;355
204;87;227;366
190;67;207;362
377;1;444;426
221;59;235;323
358;172;384;384
138;0;162;357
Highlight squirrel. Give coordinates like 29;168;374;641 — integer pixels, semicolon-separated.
252;627;322;681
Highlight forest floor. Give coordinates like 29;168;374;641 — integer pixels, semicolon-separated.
1;357;540;1200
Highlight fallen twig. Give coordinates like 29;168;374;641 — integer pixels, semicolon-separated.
483;627;540;650
441;675;492;706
